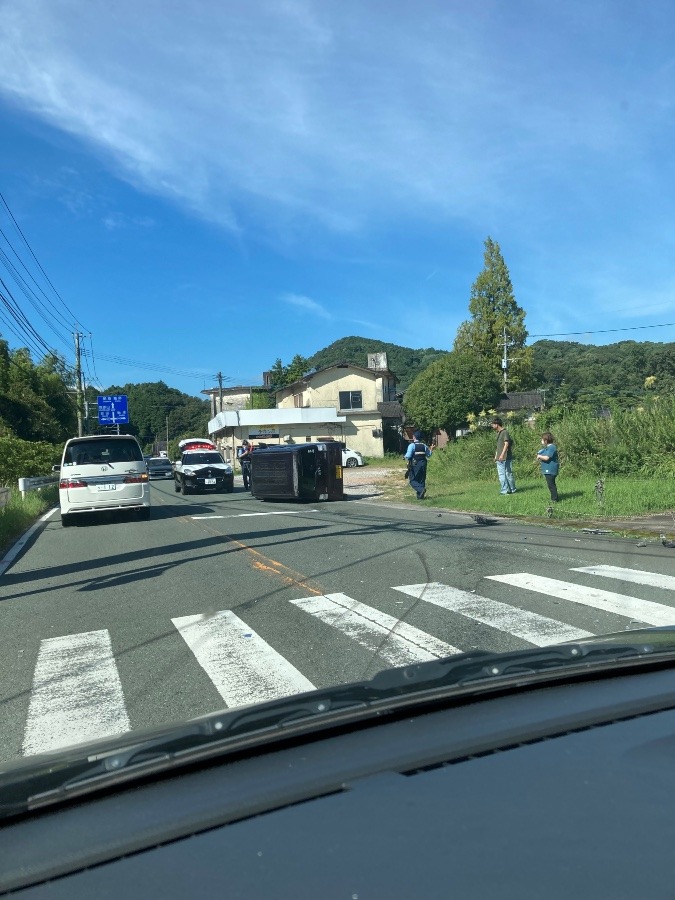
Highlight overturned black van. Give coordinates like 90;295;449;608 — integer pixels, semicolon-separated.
250;442;344;501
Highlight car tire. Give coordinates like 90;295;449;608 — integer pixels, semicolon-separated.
345;457;358;468
136;507;151;520
180;479;190;495
174;479;181;493
61;513;73;528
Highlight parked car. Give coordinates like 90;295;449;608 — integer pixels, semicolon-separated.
342;447;364;468
57;435;151;526
146;457;174;479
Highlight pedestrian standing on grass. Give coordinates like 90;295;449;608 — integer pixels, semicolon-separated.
491;417;516;495
405;431;432;499
537;432;559;502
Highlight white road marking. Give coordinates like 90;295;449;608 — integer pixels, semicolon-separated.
393;583;593;645
190;511;316;520
172;610;315;707
0;507;58;576
290;593;460;666
22;630;130;756
486;573;675;627
572;565;675;592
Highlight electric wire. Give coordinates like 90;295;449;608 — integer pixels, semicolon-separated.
0;190;85;331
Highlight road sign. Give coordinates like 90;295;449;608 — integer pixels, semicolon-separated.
97;395;129;425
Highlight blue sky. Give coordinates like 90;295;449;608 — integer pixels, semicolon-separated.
1;0;674;399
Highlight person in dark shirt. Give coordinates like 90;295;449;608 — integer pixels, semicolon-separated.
404;430;432;499
237;440;253;490
491;417;516;495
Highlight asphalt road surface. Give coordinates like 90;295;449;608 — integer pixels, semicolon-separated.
1;478;675;764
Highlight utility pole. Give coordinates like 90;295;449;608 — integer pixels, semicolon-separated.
501;326;510;391
74;331;85;437
217;371;223;413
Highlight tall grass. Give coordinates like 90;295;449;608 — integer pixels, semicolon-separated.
0;486;58;555
422;399;675;520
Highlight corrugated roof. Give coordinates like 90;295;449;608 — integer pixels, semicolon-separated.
497;391;544;411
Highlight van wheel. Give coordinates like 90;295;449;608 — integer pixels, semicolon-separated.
136;507;151;520
61;513;73;527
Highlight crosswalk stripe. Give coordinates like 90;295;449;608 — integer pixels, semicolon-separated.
172;610;315;707
290;593;460;666
486;573;675;627
571;565;675;592
392;583;593;645
22;630;130;757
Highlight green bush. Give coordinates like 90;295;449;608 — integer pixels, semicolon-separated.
0;436;61;487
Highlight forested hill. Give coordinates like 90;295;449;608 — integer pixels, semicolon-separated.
101;381;210;449
530;339;675;406
308;336;675;405
308;337;448;392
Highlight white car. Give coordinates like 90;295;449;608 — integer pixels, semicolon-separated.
342;447;363;468
57;435;151;526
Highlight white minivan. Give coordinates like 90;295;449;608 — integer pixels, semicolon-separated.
57;435;151;526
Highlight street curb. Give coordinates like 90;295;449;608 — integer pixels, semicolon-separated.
0;506;58;577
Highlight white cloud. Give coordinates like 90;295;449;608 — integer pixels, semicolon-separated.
0;0;664;243
281;292;331;319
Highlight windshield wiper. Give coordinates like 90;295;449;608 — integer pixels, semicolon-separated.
3;626;675;818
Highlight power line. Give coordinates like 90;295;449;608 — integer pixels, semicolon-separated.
0;190;85;331
530;322;675;338
94;352;232;382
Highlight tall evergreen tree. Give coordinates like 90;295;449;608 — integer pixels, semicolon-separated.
454;237;533;389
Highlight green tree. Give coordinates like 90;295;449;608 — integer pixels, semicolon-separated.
267;355;310;389
403;351;502;434
454;237;533;389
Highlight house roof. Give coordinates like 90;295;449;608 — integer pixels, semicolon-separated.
497;391;544;412
278;361;397;394
377;400;404;418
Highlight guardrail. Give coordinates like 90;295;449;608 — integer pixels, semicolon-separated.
18;475;60;500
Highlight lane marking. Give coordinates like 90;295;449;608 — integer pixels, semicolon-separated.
572;565;675;592
191;510;317;520
23;630;130;756
172;610;315;707
486;573;675;627
393;582;593;645
290;593;459;666
0;507;58;576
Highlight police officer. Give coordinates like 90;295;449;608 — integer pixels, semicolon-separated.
404;430;432;499
237;440;253;490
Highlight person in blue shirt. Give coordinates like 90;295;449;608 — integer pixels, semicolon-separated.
405;431;432;499
536;432;559;502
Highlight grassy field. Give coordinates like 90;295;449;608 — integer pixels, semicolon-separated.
0;486;58;556
365;455;675;524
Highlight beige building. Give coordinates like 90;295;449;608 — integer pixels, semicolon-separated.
274;357;399;458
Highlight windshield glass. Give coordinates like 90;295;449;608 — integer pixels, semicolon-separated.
183;452;224;465
64;439;143;465
1;1;675;811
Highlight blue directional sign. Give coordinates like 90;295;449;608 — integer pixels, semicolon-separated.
97;394;129;425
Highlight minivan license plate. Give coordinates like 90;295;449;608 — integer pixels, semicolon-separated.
204;478;216;485
97;484;116;492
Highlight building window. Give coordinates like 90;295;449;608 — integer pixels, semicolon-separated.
339;390;362;410
293;392;304;408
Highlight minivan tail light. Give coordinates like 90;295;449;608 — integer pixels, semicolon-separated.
123;473;149;484
60;478;87;489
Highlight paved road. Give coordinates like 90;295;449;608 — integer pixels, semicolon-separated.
1;478;675;764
